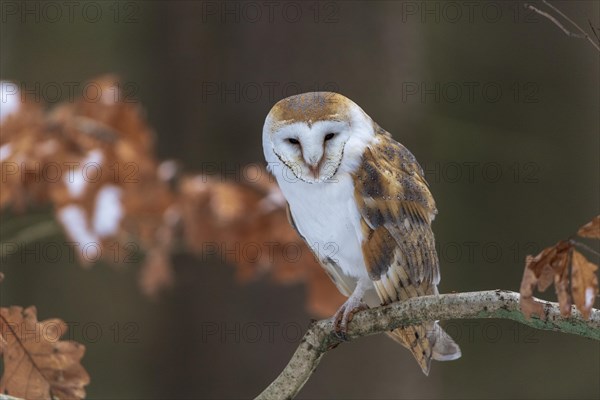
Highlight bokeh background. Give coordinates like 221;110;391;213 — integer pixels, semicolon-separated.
1;1;599;399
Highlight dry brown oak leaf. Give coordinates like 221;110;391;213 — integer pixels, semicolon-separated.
577;215;600;239
521;240;598;319
0;306;90;399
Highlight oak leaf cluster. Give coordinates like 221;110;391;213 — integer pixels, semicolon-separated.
0;76;343;307
520;216;599;319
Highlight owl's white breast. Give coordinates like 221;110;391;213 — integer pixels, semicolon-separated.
262;100;379;300
275;171;369;282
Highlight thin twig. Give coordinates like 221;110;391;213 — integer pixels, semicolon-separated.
525;3;585;38
571;240;600;257
542;0;592;38
524;1;600;52
255;290;600;400
589;20;600;43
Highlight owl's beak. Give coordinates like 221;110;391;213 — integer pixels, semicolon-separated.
308;164;320;179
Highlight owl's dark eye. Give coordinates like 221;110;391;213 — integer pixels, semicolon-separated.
287;138;300;145
324;133;336;141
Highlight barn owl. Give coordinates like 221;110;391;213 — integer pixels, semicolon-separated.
262;92;461;375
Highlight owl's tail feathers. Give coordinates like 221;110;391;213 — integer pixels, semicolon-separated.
430;322;461;362
429;321;462;361
386;322;461;376
386;325;433;375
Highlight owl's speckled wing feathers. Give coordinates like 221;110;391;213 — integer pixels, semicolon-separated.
352;125;442;374
354;125;439;289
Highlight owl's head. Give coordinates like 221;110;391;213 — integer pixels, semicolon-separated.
263;92;375;184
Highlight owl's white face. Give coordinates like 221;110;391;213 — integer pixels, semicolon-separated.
263;92;375;184
269;120;351;183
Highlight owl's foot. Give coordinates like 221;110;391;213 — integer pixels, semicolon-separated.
332;297;369;341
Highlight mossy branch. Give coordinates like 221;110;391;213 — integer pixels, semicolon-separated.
255;290;599;400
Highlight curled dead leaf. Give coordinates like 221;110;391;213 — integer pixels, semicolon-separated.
571;250;599;319
520;266;545;319
520;235;599;320
577;215;600;239
520;241;572;319
554;248;572;317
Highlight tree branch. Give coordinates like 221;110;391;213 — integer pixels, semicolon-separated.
524;1;600;52
255;290;599;400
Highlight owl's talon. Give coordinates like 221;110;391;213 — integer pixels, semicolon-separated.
334;329;347;341
332;300;368;341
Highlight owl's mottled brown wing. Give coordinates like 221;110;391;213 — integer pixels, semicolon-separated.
353;127;440;374
354;128;439;291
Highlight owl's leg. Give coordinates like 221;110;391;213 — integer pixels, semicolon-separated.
332;277;370;341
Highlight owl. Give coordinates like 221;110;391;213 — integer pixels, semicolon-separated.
262;92;461;375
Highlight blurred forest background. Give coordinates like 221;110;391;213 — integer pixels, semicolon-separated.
1;1;599;399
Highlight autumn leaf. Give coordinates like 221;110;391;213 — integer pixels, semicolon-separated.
0;75;345;316
139;247;175;298
0;306;90;399
520;228;599;320
577;215;600;239
553;248;572;317
519;268;545;318
571;250;599;319
1;76;178;296
520;241;572;318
